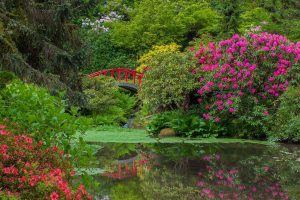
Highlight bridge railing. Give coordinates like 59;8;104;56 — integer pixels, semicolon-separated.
88;68;144;87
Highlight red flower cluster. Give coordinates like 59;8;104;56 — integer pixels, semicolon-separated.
0;124;92;200
194;32;300;121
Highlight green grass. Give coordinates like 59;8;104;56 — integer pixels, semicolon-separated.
79;126;271;144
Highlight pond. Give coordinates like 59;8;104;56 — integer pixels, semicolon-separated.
85;142;300;200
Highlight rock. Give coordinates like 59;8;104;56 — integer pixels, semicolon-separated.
159;128;176;137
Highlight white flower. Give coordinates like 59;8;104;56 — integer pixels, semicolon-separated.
250;26;262;32
260;21;268;25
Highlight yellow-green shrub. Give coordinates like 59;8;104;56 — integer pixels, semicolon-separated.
136;43;181;73
139;52;196;111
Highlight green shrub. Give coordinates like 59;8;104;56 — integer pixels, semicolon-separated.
239;7;272;33
0;79;90;151
221;96;271;139
0;193;18;200
136;43;181;73
0;70;15;89
139;52;196;112
82;76;137;126
147;110;223;138
132;103;152;128
268;87;300;143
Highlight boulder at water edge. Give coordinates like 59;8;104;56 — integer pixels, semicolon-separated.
159;128;176;137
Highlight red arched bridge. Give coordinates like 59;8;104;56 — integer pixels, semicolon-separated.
101;152;154;180
88;68;144;92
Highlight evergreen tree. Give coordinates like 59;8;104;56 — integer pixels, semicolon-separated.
220;0;240;37
0;0;85;105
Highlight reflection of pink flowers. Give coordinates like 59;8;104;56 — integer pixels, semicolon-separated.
196;153;289;200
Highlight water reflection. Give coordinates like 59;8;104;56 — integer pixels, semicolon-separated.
197;153;288;199
90;143;300;200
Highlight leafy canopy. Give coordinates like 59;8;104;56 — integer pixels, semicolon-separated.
110;0;219;53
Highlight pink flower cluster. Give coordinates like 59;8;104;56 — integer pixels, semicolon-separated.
194;32;300;120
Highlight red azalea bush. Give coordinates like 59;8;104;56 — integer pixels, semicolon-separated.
194;32;300;122
0;124;92;200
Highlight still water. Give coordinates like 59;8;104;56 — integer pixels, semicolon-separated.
88;142;300;200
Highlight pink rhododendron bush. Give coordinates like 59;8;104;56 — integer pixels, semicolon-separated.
0;124;92;200
194;32;300;137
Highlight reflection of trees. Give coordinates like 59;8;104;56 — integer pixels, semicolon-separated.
95;143;141;169
140;168;199;200
110;179;145;200
145;143;208;172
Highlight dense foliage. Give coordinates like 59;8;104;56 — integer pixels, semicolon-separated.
147;111;223;138
2;0;300;94
110;0;219;53
82;76;137;126
269;86;300;142
77;0;300;74
79;32;137;75
0;79;90;151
